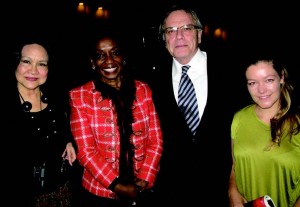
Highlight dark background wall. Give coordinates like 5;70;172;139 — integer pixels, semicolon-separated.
2;0;299;110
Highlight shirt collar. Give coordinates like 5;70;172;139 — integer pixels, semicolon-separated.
172;49;207;76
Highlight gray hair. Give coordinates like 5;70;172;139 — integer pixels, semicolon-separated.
159;4;202;41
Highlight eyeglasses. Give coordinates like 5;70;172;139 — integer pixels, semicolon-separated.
164;24;201;37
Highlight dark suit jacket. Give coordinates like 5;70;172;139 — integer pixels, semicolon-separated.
149;49;235;206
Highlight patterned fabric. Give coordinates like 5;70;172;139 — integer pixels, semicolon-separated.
178;65;200;135
69;80;163;199
34;181;72;207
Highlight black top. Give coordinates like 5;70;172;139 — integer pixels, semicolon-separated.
3;87;74;205
23;103;71;194
148;51;235;206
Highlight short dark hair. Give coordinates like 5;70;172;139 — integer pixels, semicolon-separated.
88;27;127;57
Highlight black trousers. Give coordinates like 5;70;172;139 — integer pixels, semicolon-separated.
74;187;157;207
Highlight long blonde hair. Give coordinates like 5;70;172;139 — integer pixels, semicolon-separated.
253;59;300;146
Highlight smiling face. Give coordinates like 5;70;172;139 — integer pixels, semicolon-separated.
164;10;202;65
91;36;124;88
246;60;284;111
16;43;49;92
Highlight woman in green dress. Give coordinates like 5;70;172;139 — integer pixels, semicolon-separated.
228;56;300;207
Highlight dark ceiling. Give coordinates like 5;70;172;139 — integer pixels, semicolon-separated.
2;0;299;70
1;0;299;95
3;0;298;46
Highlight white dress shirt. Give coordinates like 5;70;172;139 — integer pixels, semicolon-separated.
172;49;208;121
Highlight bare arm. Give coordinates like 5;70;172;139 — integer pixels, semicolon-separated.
294;197;300;207
228;140;247;207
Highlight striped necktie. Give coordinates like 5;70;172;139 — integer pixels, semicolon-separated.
178;65;200;135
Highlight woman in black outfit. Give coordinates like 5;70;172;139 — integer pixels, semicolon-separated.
3;37;77;206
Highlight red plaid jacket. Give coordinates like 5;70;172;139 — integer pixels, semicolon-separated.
69;80;163;199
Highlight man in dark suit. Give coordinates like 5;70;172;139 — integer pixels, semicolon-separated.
149;3;234;206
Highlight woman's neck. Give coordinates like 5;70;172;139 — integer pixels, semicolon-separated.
18;87;44;112
101;77;122;90
254;103;280;125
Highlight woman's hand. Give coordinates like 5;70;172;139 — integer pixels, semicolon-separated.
62;142;76;166
229;164;247;207
229;190;247;207
135;178;149;192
